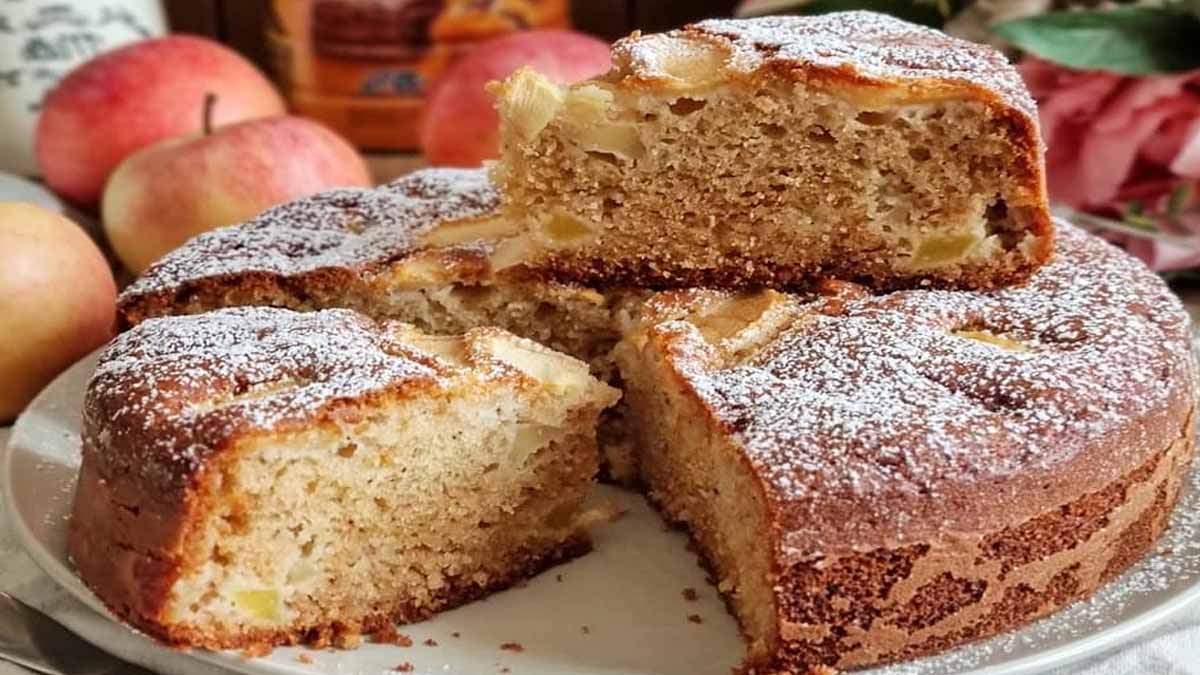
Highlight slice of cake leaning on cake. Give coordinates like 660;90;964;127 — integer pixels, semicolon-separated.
614;225;1196;672
491;11;1053;289
69;307;618;648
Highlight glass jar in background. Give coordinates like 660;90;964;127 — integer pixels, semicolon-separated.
0;0;167;175
265;0;569;151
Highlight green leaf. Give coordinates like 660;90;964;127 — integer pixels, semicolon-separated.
1161;267;1200;282
773;0;947;27
1123;213;1161;233
991;7;1200;75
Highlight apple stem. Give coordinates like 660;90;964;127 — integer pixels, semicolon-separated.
203;93;216;136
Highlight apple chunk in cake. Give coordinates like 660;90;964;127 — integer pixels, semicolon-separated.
492;12;1053;290
68;307;620;649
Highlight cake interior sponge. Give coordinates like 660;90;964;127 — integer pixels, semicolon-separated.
491;12;1053;290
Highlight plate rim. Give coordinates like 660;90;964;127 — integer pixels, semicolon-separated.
5;351;1200;675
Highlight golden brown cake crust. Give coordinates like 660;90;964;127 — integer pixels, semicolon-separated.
654;420;1192;674
765;418;1192;671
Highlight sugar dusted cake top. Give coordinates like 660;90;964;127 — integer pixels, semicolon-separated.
85;306;605;494
120;169;501;303
612;11;1037;121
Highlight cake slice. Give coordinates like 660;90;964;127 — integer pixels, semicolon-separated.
492;12;1053;290
69;307;620;649
116;168;632;383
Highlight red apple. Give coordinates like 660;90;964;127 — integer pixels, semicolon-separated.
421;30;611;166
102;114;371;274
36;35;286;208
0;203;117;422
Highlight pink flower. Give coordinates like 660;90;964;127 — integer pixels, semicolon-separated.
1018;56;1200;271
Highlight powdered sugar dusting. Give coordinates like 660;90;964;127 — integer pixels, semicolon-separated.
617;12;1037;119
83;307;449;491
663;225;1194;551
120;168;498;299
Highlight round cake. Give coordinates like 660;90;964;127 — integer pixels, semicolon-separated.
77;4;1200;661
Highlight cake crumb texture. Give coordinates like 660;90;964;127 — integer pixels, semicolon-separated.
493;12;1052;291
68;307;619;649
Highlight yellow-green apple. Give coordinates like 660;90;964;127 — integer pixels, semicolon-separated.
102;113;371;274
36;35;286;208
0;203;117;422
421;30;611;166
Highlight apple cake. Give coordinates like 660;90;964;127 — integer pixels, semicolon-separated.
100;146;1193;672
614;225;1195;672
107;160;1196;671
491;12;1053;290
68;306;619;648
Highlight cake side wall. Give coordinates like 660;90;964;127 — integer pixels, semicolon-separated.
67;449;195;641
758;408;1195;672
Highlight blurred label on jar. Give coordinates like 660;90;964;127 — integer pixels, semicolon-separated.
0;0;167;175
267;0;570;151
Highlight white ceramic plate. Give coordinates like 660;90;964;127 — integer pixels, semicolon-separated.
6;351;1200;675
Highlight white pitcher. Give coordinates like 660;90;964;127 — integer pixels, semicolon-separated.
0;0;167;175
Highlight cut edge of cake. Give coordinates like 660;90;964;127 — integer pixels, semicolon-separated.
68;307;621;649
490;11;1053;290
